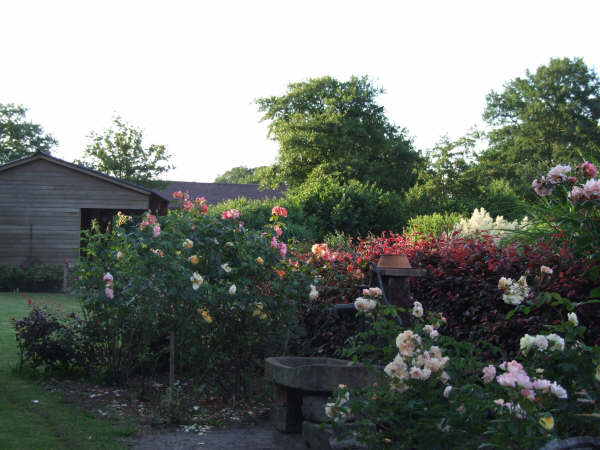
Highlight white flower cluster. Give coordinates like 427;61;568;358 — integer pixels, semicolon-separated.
498;275;530;305
519;333;565;354
384;321;450;392
354;287;382;311
324;385;352;422
412;301;424;318
453;208;529;242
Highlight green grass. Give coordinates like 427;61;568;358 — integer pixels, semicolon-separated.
0;292;130;449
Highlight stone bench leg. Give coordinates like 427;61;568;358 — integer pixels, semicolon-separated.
271;382;303;433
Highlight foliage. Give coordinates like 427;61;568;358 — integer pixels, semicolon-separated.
405;212;464;239
480;57;600;199
478;178;527;221
207;196;315;242
290;169;407;240
409;133;481;214
0;264;63;292
74;200;314;392
0;293;131;449
76;116;173;186
256;75;421;192
290;227;598;359
213;165;271;184
12;304;87;372
336;301;600;449
525;161;600;264
0;103;57;163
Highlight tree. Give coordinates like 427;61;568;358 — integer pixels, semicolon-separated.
256;76;421;192
77;116;174;186
479;57;600;198
0;103;57;164
214;165;270;184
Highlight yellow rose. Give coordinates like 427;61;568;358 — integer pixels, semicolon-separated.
197;308;212;323
183;239;194;249
539;415;554;431
176;251;181;256
256;256;264;265
189;255;199;265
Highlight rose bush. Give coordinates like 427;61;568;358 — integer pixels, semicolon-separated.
74;195;314;393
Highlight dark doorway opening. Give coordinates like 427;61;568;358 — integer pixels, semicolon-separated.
80;208;145;256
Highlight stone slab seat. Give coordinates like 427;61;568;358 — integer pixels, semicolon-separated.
264;356;379;392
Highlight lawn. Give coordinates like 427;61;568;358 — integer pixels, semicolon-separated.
0;292;130;449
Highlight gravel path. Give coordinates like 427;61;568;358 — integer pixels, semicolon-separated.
132;420;303;450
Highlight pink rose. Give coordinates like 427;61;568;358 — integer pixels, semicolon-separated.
580;161;597;178
103;273;113;283
568;186;585;205
274;225;282;237
520;389;536;401
496;373;517;388
582;179;600;200
183;200;193;210
532;178;553;196
153;225;161;238
271;206;288;218
279;242;287;259
443;386;452;398
172;190;183;199
482;365;496;384
105;287;114;299
533;379;551;392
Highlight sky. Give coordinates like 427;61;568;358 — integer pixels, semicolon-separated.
2;0;600;182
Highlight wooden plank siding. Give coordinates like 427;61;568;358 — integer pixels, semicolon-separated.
0;158;151;265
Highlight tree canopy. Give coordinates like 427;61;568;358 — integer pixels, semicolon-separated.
0;103;57;164
76;116;174;186
256;76;421;192
480;57;600;197
214;165;270;184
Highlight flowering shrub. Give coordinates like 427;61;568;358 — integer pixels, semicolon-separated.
529;161;600;262
332;302;600;449
75;196;313;390
453;207;529;243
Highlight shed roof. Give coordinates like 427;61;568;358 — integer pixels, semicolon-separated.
155;181;286;206
0;151;171;205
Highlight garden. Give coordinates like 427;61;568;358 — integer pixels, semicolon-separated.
5;161;599;449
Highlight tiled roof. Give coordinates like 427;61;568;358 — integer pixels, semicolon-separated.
155;181;286;207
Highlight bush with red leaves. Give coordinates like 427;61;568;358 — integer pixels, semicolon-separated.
295;232;598;358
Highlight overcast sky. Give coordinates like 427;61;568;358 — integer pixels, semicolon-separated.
2;0;599;182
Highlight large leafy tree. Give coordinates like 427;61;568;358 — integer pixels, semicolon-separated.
77;116;174;186
479;57;600;198
405;132;482;215
256;76;421;192
0;103;57;164
214;165;271;184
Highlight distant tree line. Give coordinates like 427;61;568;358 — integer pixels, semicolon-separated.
3;57;599;238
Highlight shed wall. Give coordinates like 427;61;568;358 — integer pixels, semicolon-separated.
0;159;150;265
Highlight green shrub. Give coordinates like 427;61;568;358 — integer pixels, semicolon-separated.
405;212;464;238
290;172;407;240
74;202;315;390
12;304;87;372
0;264;63;292
477;178;527;221
207;196;315;242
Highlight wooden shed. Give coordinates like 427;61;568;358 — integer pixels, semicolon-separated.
0;151;170;266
